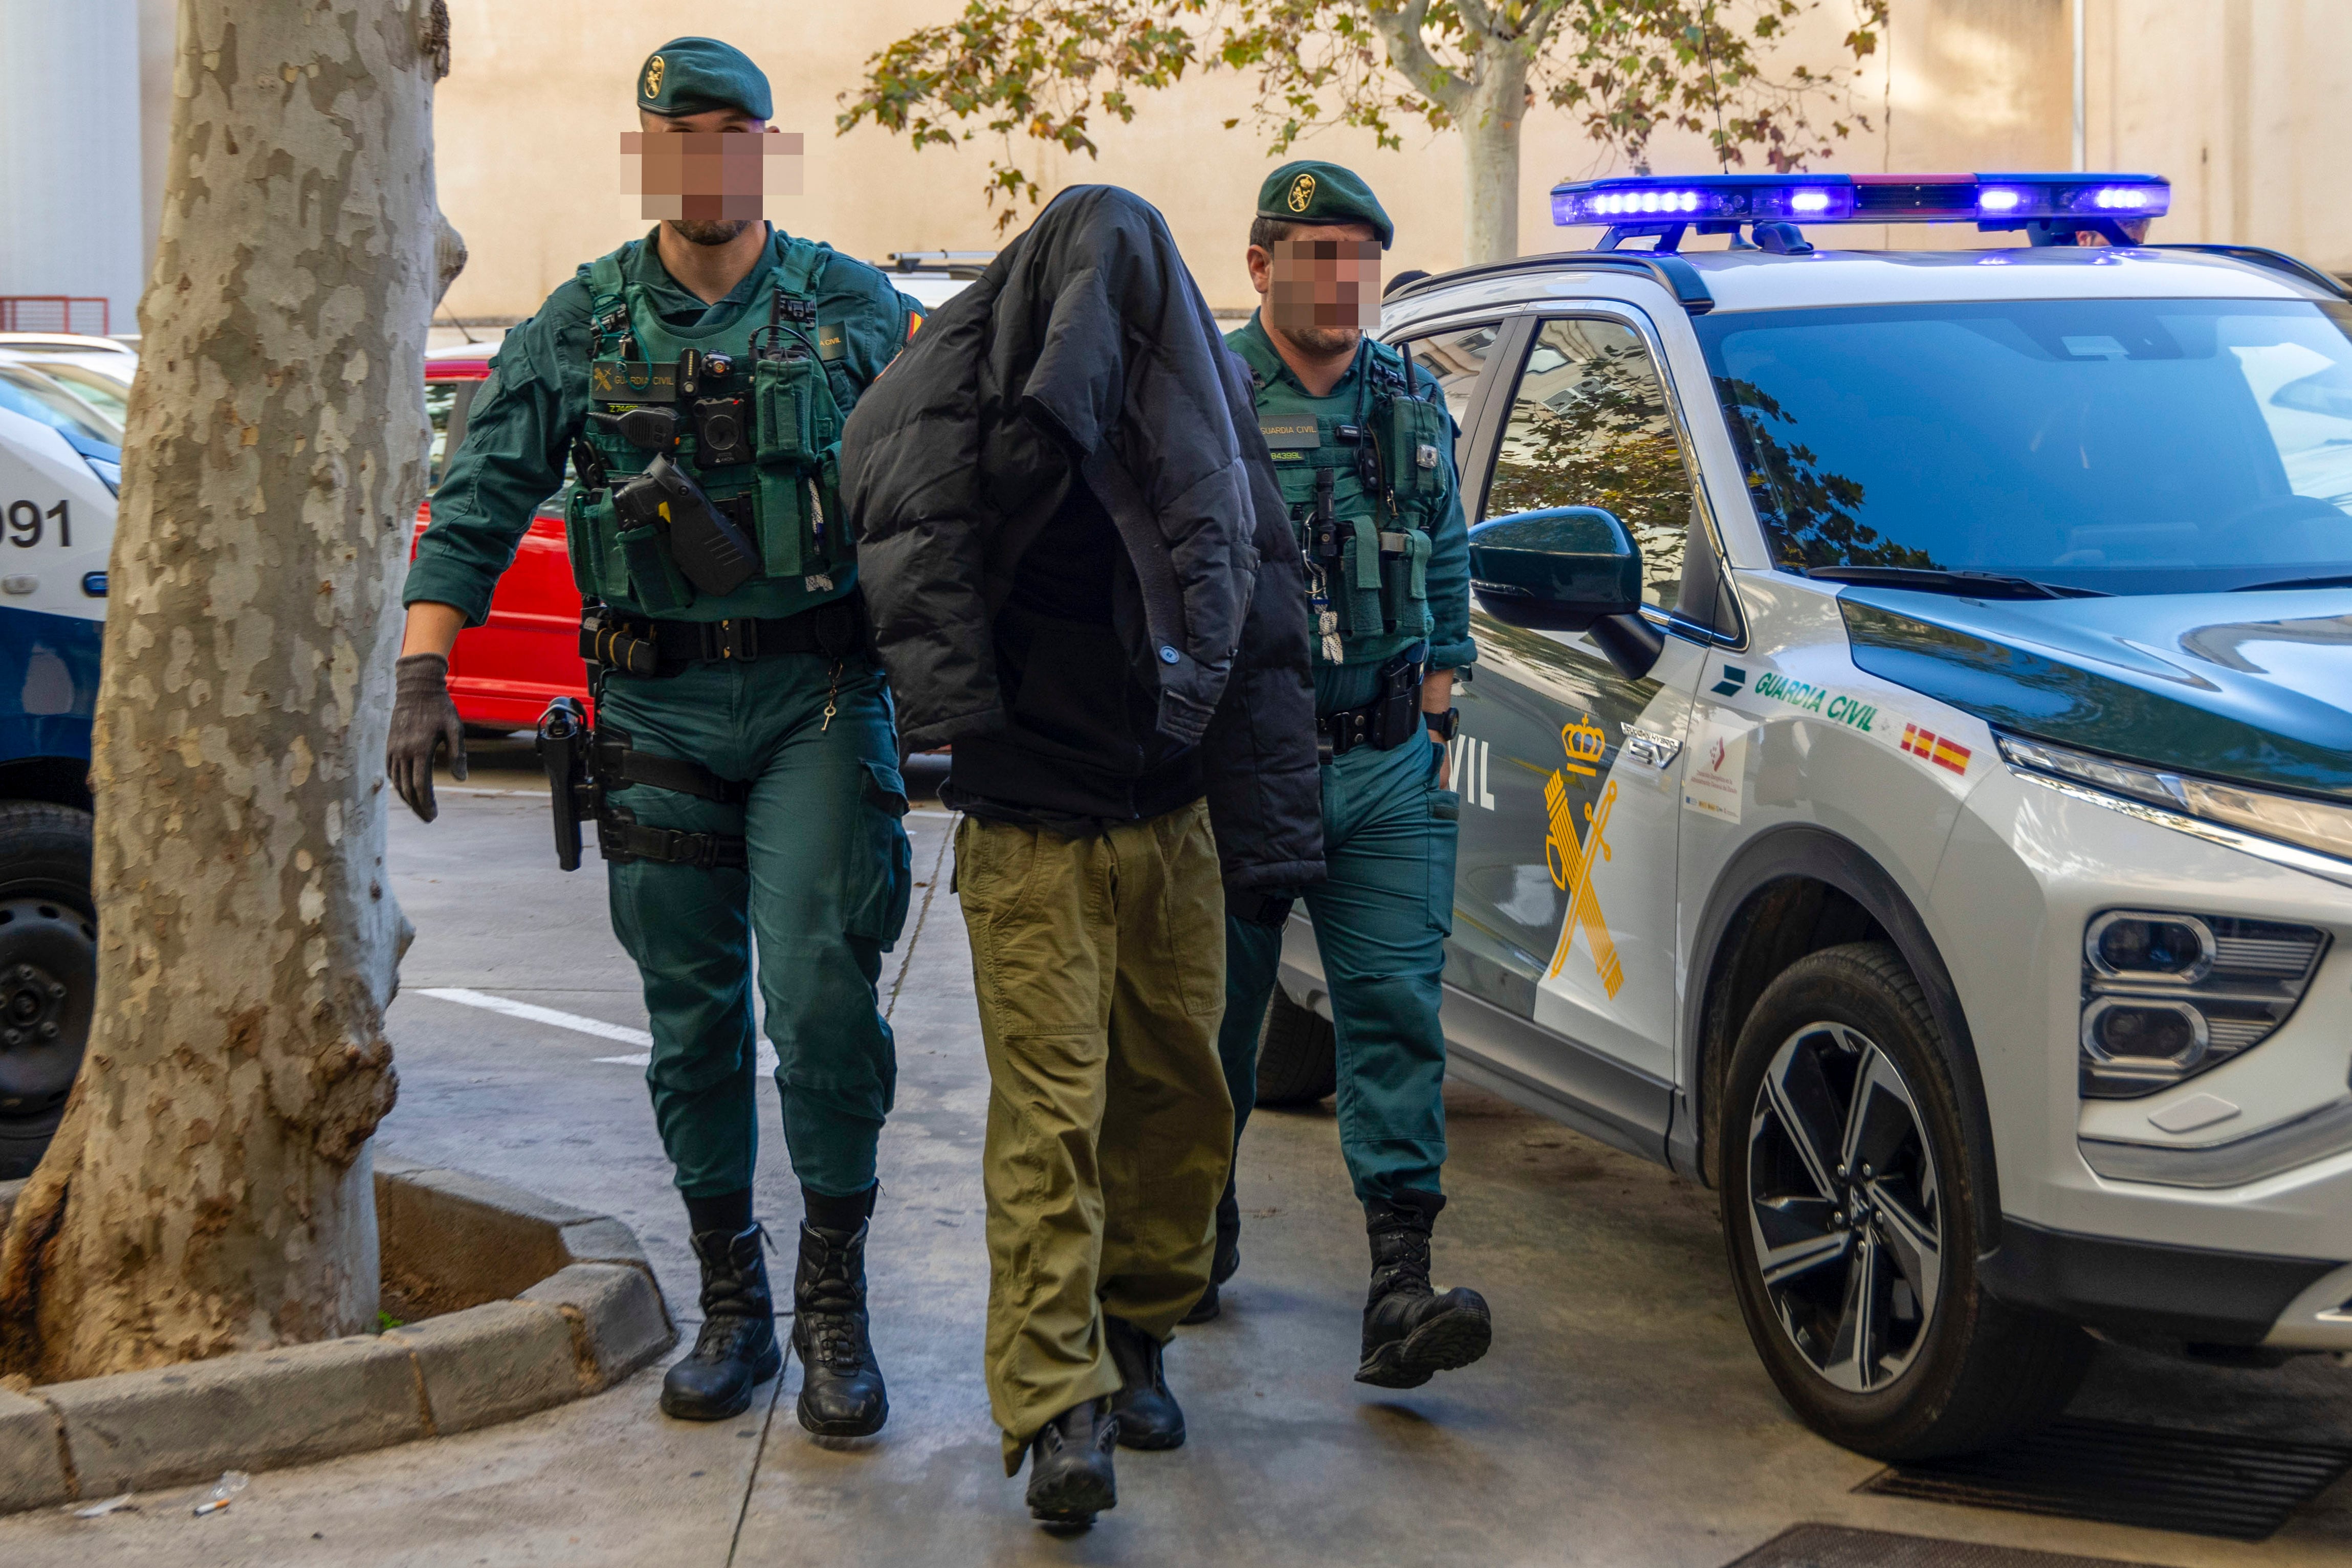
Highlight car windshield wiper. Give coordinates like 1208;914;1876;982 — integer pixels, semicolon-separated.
2229;572;2352;592
1804;566;2108;601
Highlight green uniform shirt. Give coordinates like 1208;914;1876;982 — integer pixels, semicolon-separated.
1224;311;1475;715
407;225;920;625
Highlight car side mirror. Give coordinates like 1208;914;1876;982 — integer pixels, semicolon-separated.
1467;506;1664;679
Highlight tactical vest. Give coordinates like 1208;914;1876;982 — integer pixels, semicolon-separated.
564;234;850;621
1249;337;1453;668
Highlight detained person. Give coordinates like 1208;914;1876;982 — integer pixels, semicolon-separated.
389;38;921;1439
840;186;1321;1527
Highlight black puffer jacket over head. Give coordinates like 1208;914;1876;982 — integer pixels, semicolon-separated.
840;185;1322;893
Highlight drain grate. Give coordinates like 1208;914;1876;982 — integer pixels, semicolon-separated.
1725;1524;2163;1567
1860;1417;2352;1541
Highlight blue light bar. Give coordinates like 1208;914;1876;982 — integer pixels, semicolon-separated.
1550;172;2171;229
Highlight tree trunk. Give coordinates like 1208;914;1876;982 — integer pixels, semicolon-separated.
1462;47;1529;266
0;0;457;1382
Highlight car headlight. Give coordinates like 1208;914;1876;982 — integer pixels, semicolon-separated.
2078;908;2327;1098
1998;733;2352;866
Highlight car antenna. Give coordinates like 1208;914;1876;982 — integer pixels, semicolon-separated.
436;306;478;346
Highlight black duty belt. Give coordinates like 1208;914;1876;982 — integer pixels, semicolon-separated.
1315;647;1428;762
583;594;867;677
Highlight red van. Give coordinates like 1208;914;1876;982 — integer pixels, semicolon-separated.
420;346;591;729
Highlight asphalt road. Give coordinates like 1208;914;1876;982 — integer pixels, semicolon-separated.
4;737;2351;1567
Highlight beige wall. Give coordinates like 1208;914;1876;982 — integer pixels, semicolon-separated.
430;0;2352;323
428;0;1867;319
1880;0;2352;267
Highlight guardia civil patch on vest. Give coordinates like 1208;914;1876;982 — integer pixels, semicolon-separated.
1260;416;1321;458
818;324;847;362
591;361;678;402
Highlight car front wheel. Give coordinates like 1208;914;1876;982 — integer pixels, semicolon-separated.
1255;986;1337;1108
1721;941;2091;1460
0;802;96;1180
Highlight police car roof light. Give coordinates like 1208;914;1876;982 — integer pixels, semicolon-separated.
1550;172;2170;232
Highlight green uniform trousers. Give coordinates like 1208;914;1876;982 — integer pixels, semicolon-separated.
1218;734;1458;1203
600;651;910;1200
953;801;1234;1472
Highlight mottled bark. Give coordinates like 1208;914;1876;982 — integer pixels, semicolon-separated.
0;0;458;1380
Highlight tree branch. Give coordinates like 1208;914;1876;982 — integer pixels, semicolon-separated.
1364;0;1470;114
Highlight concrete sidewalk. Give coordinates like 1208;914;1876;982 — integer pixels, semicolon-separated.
5;751;2350;1566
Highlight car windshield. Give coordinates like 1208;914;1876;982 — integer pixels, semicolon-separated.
1694;297;2352;594
0;364;123;451
27;362;131;427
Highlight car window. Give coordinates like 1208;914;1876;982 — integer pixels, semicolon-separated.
425;377;480;491
1695;298;2352;593
1393;321;1506;431
0;365;122;450
27;363;129;427
1484;318;1697;614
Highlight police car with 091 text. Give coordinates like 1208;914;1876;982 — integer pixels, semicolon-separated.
0;341;120;1178
1258;171;2352;1459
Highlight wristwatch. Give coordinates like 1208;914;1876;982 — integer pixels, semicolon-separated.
1423;707;1459;742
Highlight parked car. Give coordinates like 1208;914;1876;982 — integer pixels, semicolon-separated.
1259;171;2352;1461
877;250;993;313
0;401;112;1176
420;345;589;732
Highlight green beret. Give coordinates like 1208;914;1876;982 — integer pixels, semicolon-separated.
637;37;772;121
1256;160;1393;250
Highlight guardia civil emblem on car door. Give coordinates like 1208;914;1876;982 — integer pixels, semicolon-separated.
1543;714;1622;998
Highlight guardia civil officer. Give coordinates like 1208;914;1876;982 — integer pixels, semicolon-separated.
1206;162;1492;1387
389;39;919;1437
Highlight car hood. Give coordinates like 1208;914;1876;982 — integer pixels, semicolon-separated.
1839;588;2352;804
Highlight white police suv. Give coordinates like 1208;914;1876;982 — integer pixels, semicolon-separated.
0;387;111;1178
1261;172;2352;1460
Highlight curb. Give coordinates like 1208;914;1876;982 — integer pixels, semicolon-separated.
0;1153;675;1514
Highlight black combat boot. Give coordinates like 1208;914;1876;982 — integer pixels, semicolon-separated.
1025;1398;1119;1526
1179;1175;1243;1324
1355;1190;1492;1389
1104;1314;1184;1449
790;1217;889;1437
661;1224;782;1420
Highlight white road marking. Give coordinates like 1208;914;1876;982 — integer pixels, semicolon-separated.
417;987;652;1046
417;986;782;1072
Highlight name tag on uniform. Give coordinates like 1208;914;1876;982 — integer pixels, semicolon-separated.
818;324;847;362
590;360;676;402
1259;417;1321;460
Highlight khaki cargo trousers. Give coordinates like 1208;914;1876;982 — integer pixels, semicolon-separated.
953;800;1235;1472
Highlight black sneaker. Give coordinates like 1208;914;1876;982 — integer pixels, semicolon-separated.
1024;1398;1119;1526
790;1218;889;1437
1105;1314;1184;1449
1355;1192;1491;1389
661;1225;783;1421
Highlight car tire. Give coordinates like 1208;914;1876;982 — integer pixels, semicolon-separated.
1255;987;1337;1109
1720;940;2091;1461
0;802;96;1181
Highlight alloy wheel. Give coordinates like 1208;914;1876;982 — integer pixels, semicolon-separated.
1745;1021;1944;1394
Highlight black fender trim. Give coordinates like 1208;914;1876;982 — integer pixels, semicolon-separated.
1978;1217;2338;1345
1672;825;1999;1242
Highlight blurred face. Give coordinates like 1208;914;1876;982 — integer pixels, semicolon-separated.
2074;217;2152;248
625;107;802;246
1249;222;1381;355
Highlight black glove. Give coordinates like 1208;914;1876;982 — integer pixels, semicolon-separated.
387;652;466;823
